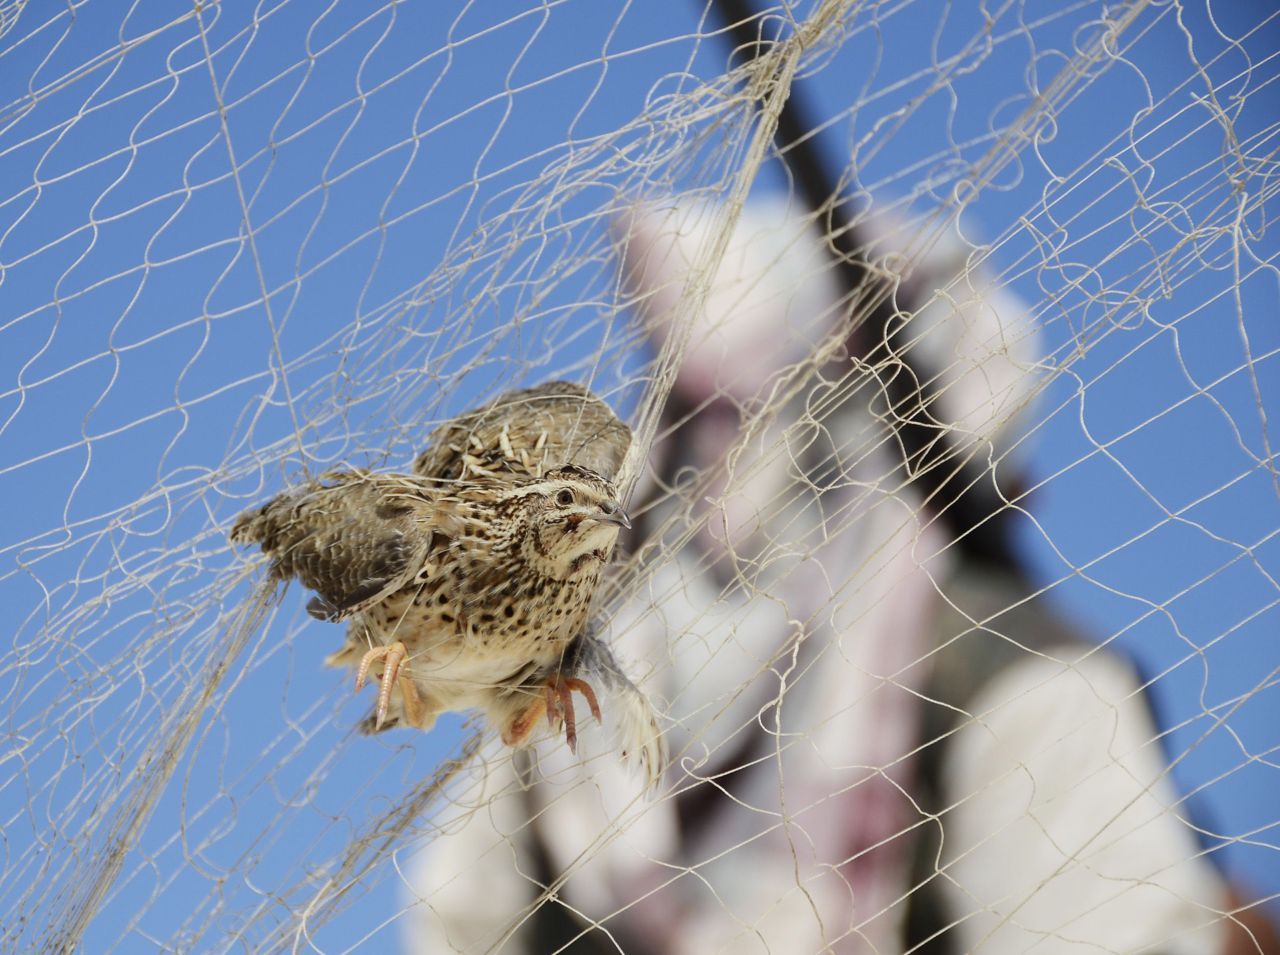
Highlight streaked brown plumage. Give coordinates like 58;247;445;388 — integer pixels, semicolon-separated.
231;381;664;785
413;379;631;484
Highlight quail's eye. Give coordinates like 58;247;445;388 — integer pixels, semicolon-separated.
555;488;575;507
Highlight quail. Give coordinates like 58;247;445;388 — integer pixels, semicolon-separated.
231;382;665;784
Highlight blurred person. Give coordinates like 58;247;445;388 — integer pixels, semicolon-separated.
402;195;1274;954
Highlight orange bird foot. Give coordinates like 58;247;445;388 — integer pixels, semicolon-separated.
503;674;602;753
354;640;428;730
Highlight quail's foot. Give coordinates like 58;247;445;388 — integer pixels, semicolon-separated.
356;641;430;730
503;674;602;753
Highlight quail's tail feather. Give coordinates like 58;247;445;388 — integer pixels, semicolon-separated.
565;627;667;794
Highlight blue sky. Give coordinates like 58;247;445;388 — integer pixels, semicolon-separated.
1;0;1277;949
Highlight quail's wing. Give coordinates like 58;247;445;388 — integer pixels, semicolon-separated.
230;470;449;621
413;380;631;484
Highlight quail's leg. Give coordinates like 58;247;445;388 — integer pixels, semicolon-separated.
502;674;602;753
393;668;434;730
355;641;433;730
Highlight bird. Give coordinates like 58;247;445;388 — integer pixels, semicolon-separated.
230;381;665;784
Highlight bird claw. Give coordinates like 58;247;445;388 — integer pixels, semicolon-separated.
356;641;408;731
543;674;602;754
501;674;602;753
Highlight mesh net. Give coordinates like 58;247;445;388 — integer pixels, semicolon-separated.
2;0;1278;951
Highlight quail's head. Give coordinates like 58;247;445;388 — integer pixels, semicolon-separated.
517;464;630;579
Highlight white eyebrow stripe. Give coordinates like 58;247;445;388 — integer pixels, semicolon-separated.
503;478;614;501
505;481;562;498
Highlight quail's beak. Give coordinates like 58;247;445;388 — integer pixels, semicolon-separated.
593;500;631;530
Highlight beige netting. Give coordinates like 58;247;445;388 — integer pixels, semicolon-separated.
1;1;1277;952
